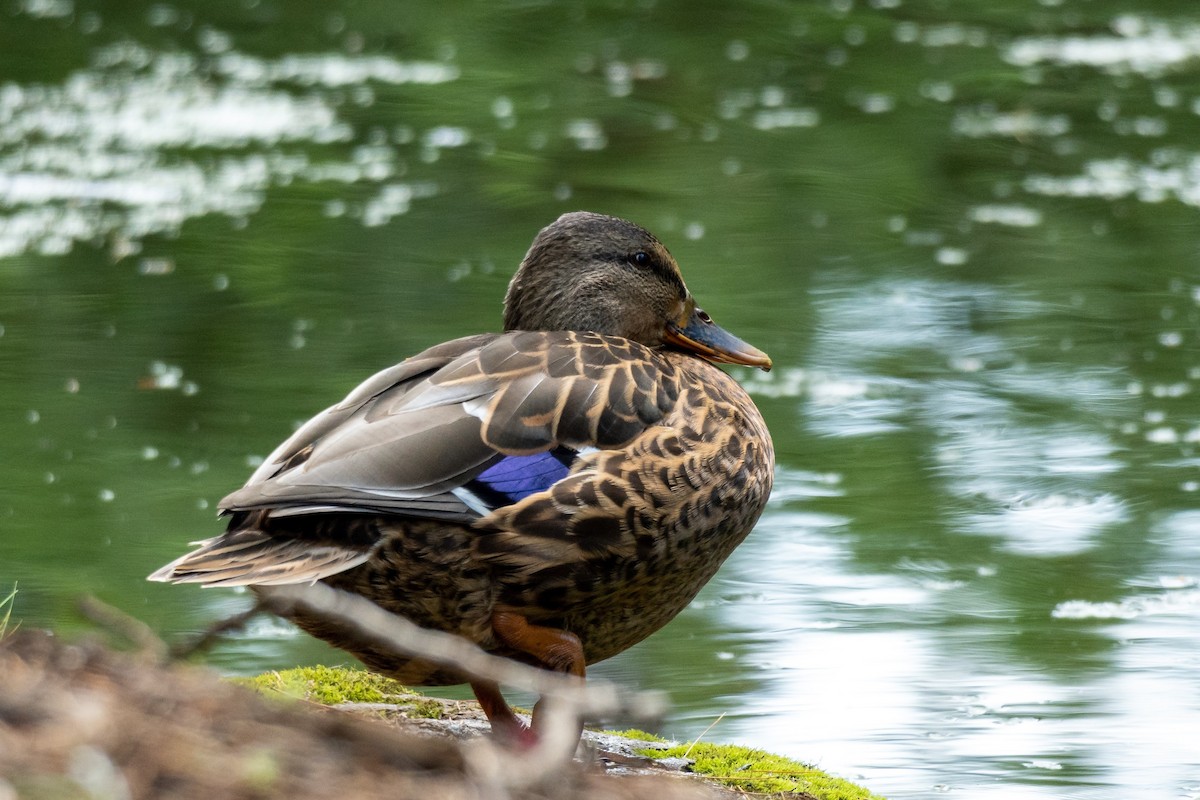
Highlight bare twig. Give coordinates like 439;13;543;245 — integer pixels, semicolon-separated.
255;584;665;721
0;582;17;639
77;594;168;662
254;582;669;789
168;600;266;660
682;712;726;760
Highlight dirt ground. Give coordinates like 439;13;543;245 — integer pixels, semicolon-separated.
0;629;755;800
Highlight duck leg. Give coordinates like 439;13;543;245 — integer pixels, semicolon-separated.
470;608;586;746
470;679;538;747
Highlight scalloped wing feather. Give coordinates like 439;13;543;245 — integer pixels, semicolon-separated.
242;333;497;488
476;357;775;594
148;534;373;587
151;336;767;595
215;330;679;523
157;331;683;588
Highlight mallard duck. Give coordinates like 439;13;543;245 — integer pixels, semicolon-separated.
150;211;774;744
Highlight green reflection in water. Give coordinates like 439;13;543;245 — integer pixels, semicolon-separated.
3;1;1200;798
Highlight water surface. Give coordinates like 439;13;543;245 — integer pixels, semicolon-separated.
2;2;1199;798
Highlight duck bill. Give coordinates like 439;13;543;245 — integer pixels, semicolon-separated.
665;305;772;371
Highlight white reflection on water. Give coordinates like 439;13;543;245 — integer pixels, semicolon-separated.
720;471;1200;798
716;504;1099;798
934;406;1128;556
809;279;1025;360
1101;645;1200;800
725;274;1200;796
1000;16;1200;214
798;277;1134;559
967;205;1044;228
1024;154;1200;209
1056;509;1200;621
1006;15;1200;76
893;21;990;50
14;0;72;19
0;40;454;257
963;492;1128;556
952;109;1070;139
807;375;915;437
1022;151;1200;209
215;51;458;87
1051;509;1200;797
715;510;934;781
1054;585;1200;620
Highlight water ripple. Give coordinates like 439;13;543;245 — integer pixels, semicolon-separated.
963;492;1129;556
0;40;453;258
1053;588;1200;620
1006;15;1200;76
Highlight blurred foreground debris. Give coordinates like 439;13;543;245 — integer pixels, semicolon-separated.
73;584;671;792
254;583;669;789
257;583;665;745
0;629;721;800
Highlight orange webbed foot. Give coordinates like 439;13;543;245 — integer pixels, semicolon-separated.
471;609;587;747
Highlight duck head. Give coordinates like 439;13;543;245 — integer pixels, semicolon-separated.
503;211;772;371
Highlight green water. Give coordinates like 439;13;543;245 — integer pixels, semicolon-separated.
3;2;1199;797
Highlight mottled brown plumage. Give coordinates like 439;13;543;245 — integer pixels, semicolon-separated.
150;211;774;744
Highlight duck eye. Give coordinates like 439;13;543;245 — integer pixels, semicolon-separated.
631;251;650;267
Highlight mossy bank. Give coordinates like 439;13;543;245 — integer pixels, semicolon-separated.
243;665;886;800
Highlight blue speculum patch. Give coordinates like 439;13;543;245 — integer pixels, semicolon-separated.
469;449;575;506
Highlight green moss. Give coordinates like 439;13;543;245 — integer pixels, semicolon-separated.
607;728;668;743
404;698;445;719
236;665;412;705
237;665;445;718
635;742;885;800
238;667;883;798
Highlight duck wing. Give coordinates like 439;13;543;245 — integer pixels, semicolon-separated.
219;330;679;521
150;330;682;587
147;331;686;587
219;332;498;521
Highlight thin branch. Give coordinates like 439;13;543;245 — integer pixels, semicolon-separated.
168;599;267;660
255;583;666;722
77;594;168;662
0;582;18;639
254;582;669;788
683;712;726;760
